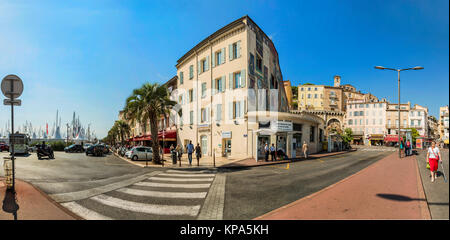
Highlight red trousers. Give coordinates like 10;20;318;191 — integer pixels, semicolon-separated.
429;158;439;172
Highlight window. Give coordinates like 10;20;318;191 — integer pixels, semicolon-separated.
189;65;194;79
216;104;222;121
301;94;304;99
314;87;318;91
310;126;315;142
411;120;414;126
179;110;183;126
214;77;224;93
216;51;222;65
418;111;421;116
230;70;246;89
307;94;311;99
418;120;421;126
201;83;207;98
301;88;304;91
234;72;241;89
256;55;262;72
189;89;193;102
403;120;406;126
231;101;245;119
360;111;363;116
350;112;352;117
366;104;369;108
366;119;368;125
360;104;364;108
189;111;194;125
178;94;183;105
349;104;352;109
360;119;362;125
308;87;311;91
314;94;317;99
320;94;323;99
349;119;353;125
354;111;358;116
201;108;209;123
179;72;184;84
200;59;207;73
388;119;391;126
229;41;241;60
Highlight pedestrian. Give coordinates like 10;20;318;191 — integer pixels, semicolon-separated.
195;143;202;166
270;144;276;161
264;143;269;162
427;141;442;182
187;141;194;165
176;144;183;163
302;141;308;159
406;140;411;156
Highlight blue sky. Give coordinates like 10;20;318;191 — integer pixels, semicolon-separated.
0;0;448;138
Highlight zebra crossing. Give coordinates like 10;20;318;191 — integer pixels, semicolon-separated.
60;169;217;220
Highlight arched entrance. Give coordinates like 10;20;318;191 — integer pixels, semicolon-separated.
326;118;342;135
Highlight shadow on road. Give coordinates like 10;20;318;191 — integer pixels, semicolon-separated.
376;193;448;206
2;188;19;220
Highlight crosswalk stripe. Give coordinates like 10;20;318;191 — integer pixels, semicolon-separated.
91;194;201;216
158;173;216;177
116;188;207;199
167;170;216;174
61;201;113;220
149;177;214;182
134;182;211;189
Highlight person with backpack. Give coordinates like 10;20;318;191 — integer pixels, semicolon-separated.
195;143;202;166
427;141;442;182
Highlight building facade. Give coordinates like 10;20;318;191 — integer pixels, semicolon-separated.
175;16;324;160
344;100;387;145
408;104;428;137
439;106;449;145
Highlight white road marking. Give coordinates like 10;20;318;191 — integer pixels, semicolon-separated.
166;170;216;174
91;194;201;216
116;188;207;199
158;173;216;177
149;177;214;182
61;201;112;220
134;181;211;189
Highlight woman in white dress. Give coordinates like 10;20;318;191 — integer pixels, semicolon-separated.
426;141;442;182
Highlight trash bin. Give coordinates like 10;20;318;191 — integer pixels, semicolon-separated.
3;160;13;189
171;150;177;164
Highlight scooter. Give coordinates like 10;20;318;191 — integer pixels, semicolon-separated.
37;144;54;160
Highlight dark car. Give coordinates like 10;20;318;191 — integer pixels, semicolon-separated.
86;144;104;157
64;144;84;153
0;143;9;152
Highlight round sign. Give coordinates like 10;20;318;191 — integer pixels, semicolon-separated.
1;74;23;99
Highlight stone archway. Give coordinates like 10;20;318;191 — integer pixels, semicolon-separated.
326;118;342;136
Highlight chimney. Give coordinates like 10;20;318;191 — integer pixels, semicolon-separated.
334;75;341;87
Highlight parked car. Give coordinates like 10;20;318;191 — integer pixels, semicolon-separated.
27;145;37;153
85;144;105;157
64;144;85;153
83;143;92;151
128;146;153;161
0;143;9;152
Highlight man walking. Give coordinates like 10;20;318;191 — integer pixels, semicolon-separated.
187;141;194;166
302;141;308;159
406;140;411;156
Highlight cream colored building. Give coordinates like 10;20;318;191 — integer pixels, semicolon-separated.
408;104;428;137
439;106;449;144
175;16;324;160
386;102;411;136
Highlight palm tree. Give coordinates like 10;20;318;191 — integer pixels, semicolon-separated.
114;120;131;144
108;124;120;146
123;83;176;164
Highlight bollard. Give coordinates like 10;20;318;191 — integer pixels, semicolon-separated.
213;149;215;168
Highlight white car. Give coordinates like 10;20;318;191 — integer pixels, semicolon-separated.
128;146;153;161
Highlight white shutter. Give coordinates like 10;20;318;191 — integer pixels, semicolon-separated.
229;44;233;61
193;88;196;101
207;107;210;122
212;53;216;67
229;102;233;120
241;100;245;117
205;56;210;71
240;69;246;88
216;104;221;121
237;41;241;58
229;73;233;90
222;76;226;92
212;78;216;95
221;48;225;64
197;61;200;74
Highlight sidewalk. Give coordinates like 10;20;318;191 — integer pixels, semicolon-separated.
0;178;79;220
115;149;357;169
255;152;431;219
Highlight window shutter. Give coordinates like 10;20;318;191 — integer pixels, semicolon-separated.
240;69;246;88
212;78;216;95
205;56;210;71
221;48;225;64
197;61;200;74
212;53;216;67
216;104;221;121
207;107;210;122
240;100;245;118
237;41;241;58
229;102;233;120
222;76;226;92
193;88;196;101
229;44;233;61
197;110;201;124
229;73;233;90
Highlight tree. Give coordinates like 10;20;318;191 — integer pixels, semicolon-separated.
341;128;354;144
408;128;420;143
123;83;177;164
115;120;131;144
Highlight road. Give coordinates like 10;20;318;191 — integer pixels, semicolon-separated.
222;149;392;219
0;148;393;219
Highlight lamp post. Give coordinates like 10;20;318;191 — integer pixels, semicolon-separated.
375;66;423;158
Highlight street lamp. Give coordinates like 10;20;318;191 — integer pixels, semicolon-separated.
374;66;423;158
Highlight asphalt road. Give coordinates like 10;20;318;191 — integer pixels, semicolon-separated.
416;148;449;219
221;149;392;219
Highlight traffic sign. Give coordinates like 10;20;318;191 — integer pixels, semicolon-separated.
4;99;21;106
1;74;23;99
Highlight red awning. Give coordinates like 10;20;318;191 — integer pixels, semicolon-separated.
130;130;177;142
384;135;403;142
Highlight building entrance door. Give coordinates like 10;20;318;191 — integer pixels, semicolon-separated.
201;135;207;155
258;135;270;160
223;139;231;157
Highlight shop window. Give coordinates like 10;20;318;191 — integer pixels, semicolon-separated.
310;126;315;142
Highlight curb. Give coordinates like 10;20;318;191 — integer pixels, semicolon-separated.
414;155;432;220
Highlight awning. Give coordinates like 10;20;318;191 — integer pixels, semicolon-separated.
384;135;403;142
369;134;384;140
130;130;177;142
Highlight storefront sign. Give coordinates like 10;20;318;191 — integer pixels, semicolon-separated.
271;121;293;132
243;134;248;137
222;131;232;138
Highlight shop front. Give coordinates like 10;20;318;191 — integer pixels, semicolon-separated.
369;134;384;146
384;135;403;147
352;135;364;145
255;120;298;160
